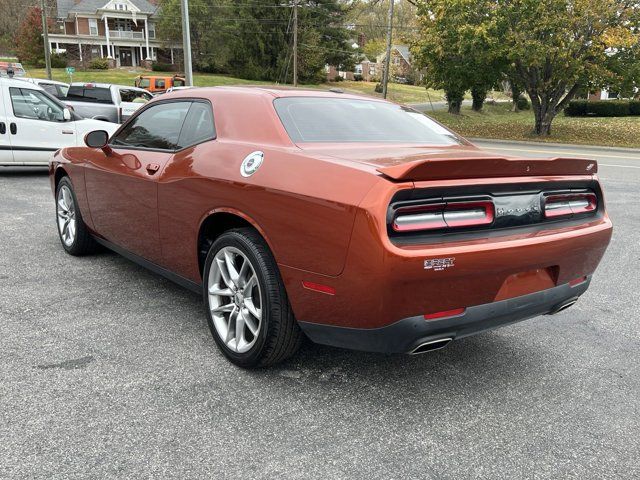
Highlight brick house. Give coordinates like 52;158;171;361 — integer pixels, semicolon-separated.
49;0;181;68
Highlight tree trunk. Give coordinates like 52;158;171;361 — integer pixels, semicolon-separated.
533;99;556;135
446;88;464;114
511;84;521;112
471;86;487;112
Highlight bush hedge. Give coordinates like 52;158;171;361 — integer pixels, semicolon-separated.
565;99;640;117
88;58;109;70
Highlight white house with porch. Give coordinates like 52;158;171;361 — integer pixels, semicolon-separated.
51;0;181;68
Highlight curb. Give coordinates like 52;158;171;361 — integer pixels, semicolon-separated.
469;137;640;155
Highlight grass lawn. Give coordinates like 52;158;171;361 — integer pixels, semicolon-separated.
21;67;639;148
24;67;508;105
430;103;640;149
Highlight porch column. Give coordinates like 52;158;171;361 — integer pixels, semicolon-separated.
78;42;82;61
144;18;150;59
100;44;103;58
170;48;174;64
104;17;111;58
139;45;143;61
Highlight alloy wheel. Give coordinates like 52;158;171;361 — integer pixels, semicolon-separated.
207;246;263;353
57;185;76;247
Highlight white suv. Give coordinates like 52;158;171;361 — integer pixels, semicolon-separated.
0;76;119;166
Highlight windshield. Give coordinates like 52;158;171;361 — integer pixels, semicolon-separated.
273;97;462;145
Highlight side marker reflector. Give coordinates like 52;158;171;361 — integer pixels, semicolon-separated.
302;281;336;296
424;308;466;320
568;276;587;287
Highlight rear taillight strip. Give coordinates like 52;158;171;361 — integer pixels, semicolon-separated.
393;200;494;232
544;193;597;218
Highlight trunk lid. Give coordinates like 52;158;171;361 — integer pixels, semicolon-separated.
299;144;598;180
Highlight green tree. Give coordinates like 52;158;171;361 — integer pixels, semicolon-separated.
15;7;54;67
157;0;355;83
495;0;640;135
412;0;505;114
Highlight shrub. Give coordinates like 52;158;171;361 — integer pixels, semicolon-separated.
374;82;383;93
333;75;344;82
629;100;640;116
565;100;588;116
50;52;67;68
353;74;363;81
89;58;109;70
565;100;632;117
516;95;530;110
152;61;173;72
589;100;629;117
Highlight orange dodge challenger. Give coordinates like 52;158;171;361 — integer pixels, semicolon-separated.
49;87;612;367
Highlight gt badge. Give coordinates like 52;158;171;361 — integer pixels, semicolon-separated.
241;151;264;177
424;257;455;271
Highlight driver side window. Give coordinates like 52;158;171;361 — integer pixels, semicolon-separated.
9;87;66;122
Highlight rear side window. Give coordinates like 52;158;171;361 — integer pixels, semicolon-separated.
177;101;215;148
155;78;166;89
66;86;113;104
173;78;185;87
138;78;150;88
112;101;191;150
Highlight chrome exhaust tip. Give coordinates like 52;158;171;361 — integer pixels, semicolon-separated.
410;337;453;355
549;298;578;315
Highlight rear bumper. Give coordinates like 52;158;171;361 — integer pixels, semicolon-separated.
298;277;590;354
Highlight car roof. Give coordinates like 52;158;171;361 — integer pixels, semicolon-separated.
0;76;46;90
69;82;149;92
165;85;388;103
23;77;69;87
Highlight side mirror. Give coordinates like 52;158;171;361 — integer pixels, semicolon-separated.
63;108;72;121
84;130;112;154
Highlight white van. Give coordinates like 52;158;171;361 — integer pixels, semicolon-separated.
0;76;119;166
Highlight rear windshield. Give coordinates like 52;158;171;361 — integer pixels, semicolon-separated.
66;86;113;104
274;97;461;145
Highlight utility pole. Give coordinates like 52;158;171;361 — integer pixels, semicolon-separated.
293;0;298;87
382;0;394;99
41;0;52;80
180;0;193;86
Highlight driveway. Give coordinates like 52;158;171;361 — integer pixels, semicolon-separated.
0;144;638;478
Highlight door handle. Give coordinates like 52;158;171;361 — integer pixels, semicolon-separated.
0;122;5;134
146;163;160;174
10;123;16;135
62;129;74;135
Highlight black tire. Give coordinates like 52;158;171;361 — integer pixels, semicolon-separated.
55;177;98;256
203;228;303;368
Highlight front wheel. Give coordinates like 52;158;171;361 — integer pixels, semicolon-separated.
203;228;303;368
56;177;97;256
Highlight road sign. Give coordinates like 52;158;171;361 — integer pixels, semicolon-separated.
66;67;75;75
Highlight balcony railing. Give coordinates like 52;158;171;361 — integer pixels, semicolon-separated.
108;29;144;39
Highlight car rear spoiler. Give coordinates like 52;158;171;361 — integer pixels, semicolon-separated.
376;156;598;181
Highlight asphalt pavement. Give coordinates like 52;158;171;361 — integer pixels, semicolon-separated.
1;141;639;479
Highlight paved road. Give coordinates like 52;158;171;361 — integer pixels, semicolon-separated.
1;142;638;479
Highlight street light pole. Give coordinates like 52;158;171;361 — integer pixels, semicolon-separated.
180;0;193;86
40;0;52;80
293;0;298;87
382;0;394;99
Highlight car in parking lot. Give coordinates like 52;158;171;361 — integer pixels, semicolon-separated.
0;76;118;166
63;82;153;123
48;87;613;367
20;78;70;99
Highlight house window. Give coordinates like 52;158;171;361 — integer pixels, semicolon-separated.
114;19;132;31
88;18;98;36
114;3;128;10
148;25;156;39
